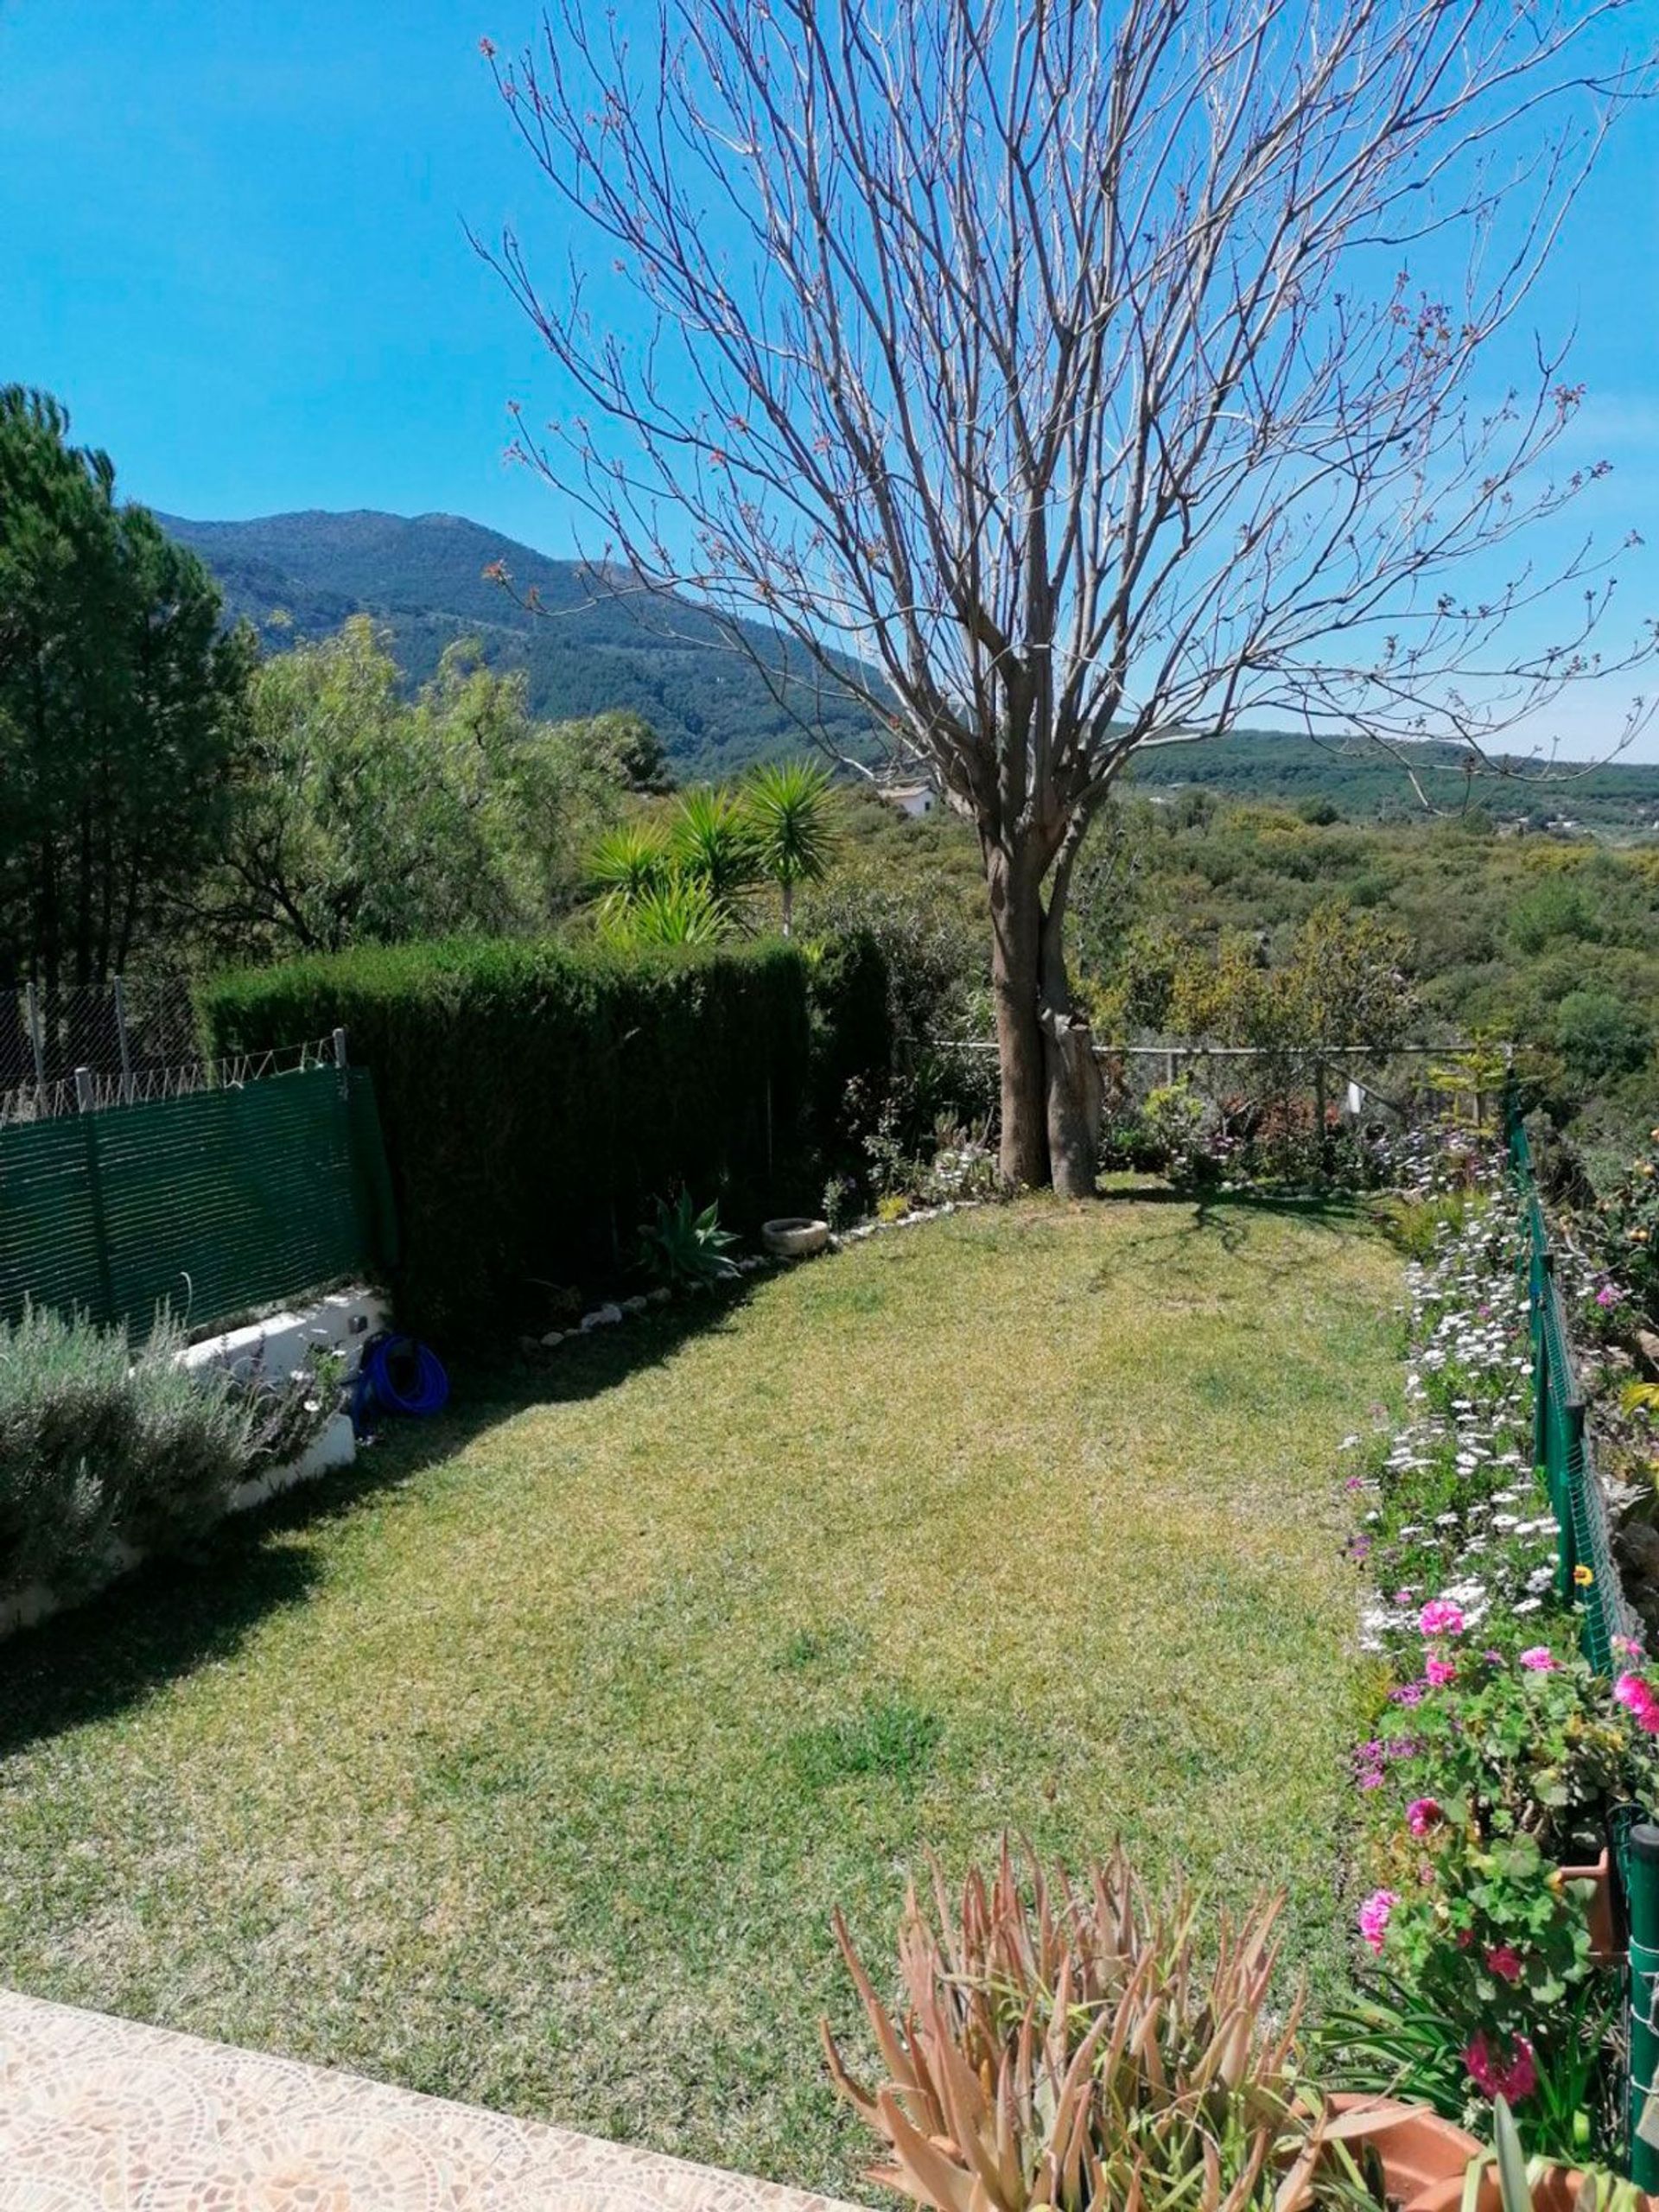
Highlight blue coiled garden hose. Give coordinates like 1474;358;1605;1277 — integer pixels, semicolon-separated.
353;1332;448;1433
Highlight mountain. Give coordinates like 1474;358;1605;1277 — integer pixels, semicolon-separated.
1125;729;1659;834
164;509;1659;827
158;508;880;781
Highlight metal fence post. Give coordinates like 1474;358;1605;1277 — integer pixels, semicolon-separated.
73;1066;118;1322
25;982;46;1103
112;976;135;1104
1629;1826;1659;2188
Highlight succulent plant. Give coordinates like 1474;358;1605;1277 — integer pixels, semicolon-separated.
823;1841;1382;2212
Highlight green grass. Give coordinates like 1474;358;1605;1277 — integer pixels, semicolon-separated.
0;1195;1400;2197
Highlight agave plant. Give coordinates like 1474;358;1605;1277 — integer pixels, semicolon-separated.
822;1842;1383;2212
741;758;837;935
637;1190;740;1289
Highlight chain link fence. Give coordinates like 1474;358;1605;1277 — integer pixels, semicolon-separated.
1;975;213;1127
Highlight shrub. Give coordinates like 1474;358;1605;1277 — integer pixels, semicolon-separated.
0;1304;257;1600
823;1842;1381;2212
199;936;864;1341
798;878;995;1187
1555;989;1648;1088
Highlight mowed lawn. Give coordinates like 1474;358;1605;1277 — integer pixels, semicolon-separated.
0;1195;1400;2198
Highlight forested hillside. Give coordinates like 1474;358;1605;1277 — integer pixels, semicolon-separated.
160;509;879;781
816;784;1659;1173
1126;731;1659;833
167;509;1659;830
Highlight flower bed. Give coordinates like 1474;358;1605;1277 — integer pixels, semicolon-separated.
1338;1127;1659;2164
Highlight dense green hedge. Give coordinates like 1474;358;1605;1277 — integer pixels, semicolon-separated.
199;937;840;1341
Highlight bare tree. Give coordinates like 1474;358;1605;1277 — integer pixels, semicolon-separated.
476;0;1653;1195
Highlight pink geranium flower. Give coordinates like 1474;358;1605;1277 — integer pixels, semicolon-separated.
1616;1672;1659;1733
1425;1656;1457;1687
1484;1945;1523;1983
1419;1599;1466;1637
1358;1889;1396;1955
1406;1797;1441;1835
1464;2031;1536;2103
1518;1647;1558;1672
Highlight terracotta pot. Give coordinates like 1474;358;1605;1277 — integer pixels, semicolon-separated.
1556;1844;1623;1963
1325;2094;1484;2212
1416;2158;1659;2212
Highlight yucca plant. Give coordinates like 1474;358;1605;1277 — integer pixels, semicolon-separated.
668;785;762;918
823;1842;1384;2212
588;820;673;921
741;758;837;935
601;876;728;947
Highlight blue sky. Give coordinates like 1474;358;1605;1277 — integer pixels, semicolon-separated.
3;1;1658;753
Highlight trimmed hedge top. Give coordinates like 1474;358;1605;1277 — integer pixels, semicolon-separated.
198;936;820;1341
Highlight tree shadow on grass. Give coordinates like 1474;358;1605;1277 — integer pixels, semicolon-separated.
0;1279;762;1760
1094;1179;1381;1259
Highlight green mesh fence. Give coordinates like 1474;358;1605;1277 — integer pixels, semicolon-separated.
1507;1089;1651;2177
0;1065;397;1338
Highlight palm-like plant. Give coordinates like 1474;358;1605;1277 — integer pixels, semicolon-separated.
601;876;725;948
668;785;762;919
588;820;672;923
741;759;837;935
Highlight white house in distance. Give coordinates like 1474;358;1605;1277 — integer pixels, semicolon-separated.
874;771;938;817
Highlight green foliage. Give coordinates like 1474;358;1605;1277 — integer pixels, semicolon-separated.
796;872;994;1190
637;1191;738;1289
197;936;844;1340
1168;902;1417;1058
0;1302;257;1600
207;619;630;957
1373;1191;1470;1262
1126;730;1659;834
588;764;837;944
1590;1131;1659;1324
1322;1982;1618;2166
0;387;250;991
667;785;762;914
588;821;672;915
1554;989;1648;1087
1142;1077;1209;1167
603;877;726;947
1060;794;1659;1154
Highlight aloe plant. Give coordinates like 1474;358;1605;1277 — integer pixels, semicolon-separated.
823;1842;1383;2212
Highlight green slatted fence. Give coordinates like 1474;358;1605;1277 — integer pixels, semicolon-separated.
0;1063;397;1338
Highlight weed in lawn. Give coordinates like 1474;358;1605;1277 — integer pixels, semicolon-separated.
786;1692;943;1788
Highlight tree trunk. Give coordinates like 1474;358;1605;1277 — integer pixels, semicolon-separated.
1039;874;1103;1200
988;843;1048;1187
